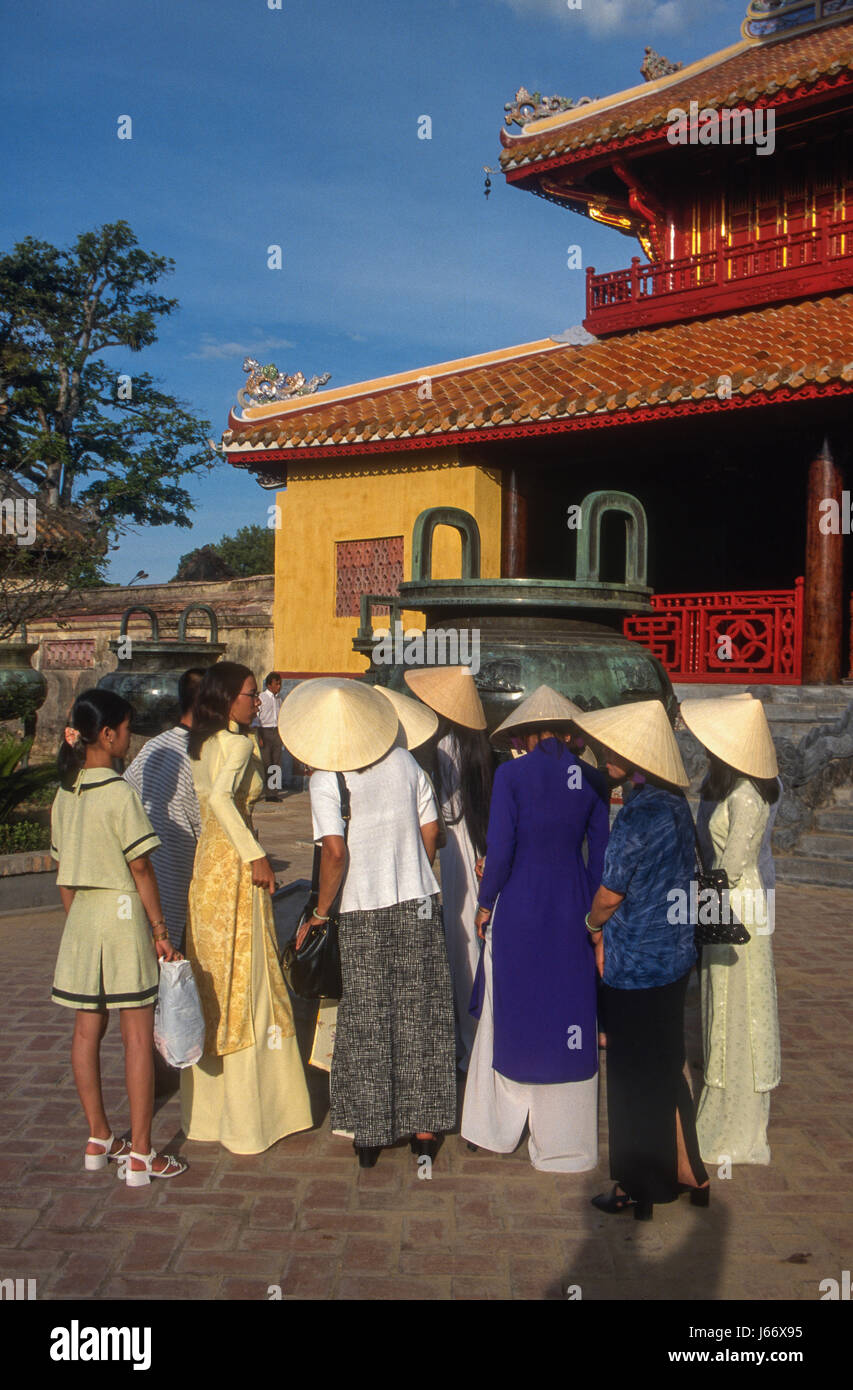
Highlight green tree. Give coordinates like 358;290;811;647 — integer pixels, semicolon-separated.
0;220;212;532
174;523;274;580
214;524;275;577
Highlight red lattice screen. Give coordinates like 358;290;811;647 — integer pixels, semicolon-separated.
335;536;404;618
623;579;804;683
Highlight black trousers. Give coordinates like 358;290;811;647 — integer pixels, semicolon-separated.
602;971;707;1204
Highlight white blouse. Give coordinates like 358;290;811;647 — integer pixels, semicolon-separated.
310;746;439;913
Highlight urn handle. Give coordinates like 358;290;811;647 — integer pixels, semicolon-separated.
177;603;219;644
574;491;648;588
119;606;160;640
411;507;481;582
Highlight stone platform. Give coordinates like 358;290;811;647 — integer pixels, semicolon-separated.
0;794;849;1302
672;683;852;744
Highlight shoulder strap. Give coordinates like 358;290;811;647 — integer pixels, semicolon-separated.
310;773;351;898
664;792;708;876
335;771;351;842
688;804;709;876
309;841;322;897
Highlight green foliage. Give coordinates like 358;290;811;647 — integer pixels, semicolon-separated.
0;734;31;779
213;524;275;577
23;773;61;807
0;820;50;854
0;737;58;823
174;524;275;580
0;220;213;535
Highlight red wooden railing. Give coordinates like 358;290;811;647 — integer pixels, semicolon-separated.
585;213;853;333
623;578;804;683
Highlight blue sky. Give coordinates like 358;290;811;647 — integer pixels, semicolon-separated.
2;0;750;582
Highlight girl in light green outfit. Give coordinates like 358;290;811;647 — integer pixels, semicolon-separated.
51;688;187;1186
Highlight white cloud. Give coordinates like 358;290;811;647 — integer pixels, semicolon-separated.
494;0;704;37
189;334;296;362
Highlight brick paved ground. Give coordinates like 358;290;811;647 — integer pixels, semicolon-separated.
1;793;850;1301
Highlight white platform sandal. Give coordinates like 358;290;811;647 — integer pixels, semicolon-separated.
83;1133;131;1172
124;1149;188;1187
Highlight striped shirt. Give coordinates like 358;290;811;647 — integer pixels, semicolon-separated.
124;725;201;948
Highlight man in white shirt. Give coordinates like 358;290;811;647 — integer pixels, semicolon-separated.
256;671;285;800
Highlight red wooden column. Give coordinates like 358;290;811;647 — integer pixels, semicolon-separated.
501;466;528;579
803;439;843;684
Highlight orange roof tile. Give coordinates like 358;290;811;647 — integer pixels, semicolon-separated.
500;19;853;173
224;293;853;465
0;471;96;548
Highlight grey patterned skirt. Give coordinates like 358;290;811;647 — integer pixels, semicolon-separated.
330;893;457;1147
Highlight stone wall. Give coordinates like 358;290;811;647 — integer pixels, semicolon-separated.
3;575;274;761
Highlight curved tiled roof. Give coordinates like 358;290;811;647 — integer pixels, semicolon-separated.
500;20;853;172
0;471;95;547
224;293;853;463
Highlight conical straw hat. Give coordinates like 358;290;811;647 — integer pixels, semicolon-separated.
278;677;398;772
373;685;439;751
676;691;753;728
571;699;689;787
404;665;486;730
491;685;585;743
679;696;778;778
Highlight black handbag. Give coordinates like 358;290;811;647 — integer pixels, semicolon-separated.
690;816;750;948
281;773;350;999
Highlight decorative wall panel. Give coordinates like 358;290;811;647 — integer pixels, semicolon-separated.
41;639;96;669
335;536;404;618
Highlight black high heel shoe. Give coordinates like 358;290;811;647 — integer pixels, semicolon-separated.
410;1136;440;1161
591;1184;636;1215
678;1182;710;1207
591;1185;655;1221
354;1144;381;1168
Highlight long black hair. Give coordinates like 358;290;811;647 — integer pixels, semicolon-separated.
178;667;206;716
188;661;255;760
58;688;134;791
440;723;494;858
701;753;780;805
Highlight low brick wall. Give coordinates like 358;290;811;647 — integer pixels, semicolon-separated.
0;850;60;913
2;574;275;761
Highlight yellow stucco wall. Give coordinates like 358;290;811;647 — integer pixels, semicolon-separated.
273;448;502;673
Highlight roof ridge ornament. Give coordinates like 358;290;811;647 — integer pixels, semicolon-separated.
237;356;331;409
504;85;596;129
640;47;683;82
742;0;853;42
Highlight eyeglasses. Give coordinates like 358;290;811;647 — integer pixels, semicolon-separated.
239;689;260;701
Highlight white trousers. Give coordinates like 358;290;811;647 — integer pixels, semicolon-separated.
439;819;481;1072
460;936;598;1172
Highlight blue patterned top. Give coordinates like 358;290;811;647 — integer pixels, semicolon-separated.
601;783;696;990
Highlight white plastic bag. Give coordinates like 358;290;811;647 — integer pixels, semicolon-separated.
153;959;205;1068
